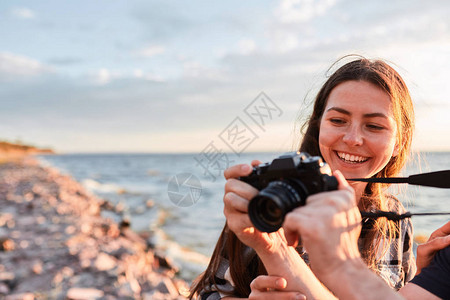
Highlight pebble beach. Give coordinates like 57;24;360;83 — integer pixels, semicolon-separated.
0;156;190;299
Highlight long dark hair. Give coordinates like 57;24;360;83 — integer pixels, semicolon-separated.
189;226;266;298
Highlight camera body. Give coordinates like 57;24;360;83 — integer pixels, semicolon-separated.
240;152;338;232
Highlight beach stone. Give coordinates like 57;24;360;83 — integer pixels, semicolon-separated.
32;260;43;274
94;252;117;271
5;293;35;300
0;271;15;281
0;282;10;294
146;199;155;208
66;287;104;299
0;213;14;227
154;251;179;273
117;282;135;297
156;277;180;298
0;238;15;251
143;291;173;300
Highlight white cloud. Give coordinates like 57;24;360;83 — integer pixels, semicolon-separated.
133;69;165;82
182;61;205;78
89;68;165;85
96;68;112;85
0;52;53;79
237;39;257;55
269;32;301;53
134;45;166;57
275;0;338;23
11;7;36;19
91;68;121;85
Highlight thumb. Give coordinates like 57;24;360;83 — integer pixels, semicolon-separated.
333;170;357;205
334;170;349;189
334;170;355;194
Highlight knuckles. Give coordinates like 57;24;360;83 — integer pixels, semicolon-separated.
223;191;233;205
224;178;236;193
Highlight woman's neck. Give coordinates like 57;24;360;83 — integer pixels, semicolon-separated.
350;182;368;208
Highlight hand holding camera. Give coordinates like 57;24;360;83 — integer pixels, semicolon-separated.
240;152;338;233
223;159;291;253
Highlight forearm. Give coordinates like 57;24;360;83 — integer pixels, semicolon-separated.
320;258;405;300
257;244;337;300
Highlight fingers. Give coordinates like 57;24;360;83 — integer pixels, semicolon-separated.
334;170;356;203
224;178;259;201
334;170;349;189
417;221;450;274
251;160;262;167
429;221;450;240
223;192;249;213
223;178;259;237
224;164;253;179
249;276;306;300
223;159;262;180
283;212;303;247
251;275;287;291
249;290;306;300
418;235;450;257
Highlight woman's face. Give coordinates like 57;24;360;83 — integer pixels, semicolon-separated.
319;80;399;180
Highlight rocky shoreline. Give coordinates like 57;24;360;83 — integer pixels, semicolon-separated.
0;157;191;299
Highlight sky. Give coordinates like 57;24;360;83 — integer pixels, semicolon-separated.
1;0;450;153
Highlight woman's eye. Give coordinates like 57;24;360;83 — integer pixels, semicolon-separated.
367;124;384;130
330;118;345;125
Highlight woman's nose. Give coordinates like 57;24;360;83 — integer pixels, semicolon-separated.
342;126;363;146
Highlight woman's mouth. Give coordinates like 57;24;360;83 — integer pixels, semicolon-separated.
335;151;369;164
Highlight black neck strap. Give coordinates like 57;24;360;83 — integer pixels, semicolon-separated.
348;170;450;188
361;211;450;221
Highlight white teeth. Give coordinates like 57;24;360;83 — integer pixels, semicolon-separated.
337;152;368;163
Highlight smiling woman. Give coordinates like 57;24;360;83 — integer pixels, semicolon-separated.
190;56;417;299
299;57;416;277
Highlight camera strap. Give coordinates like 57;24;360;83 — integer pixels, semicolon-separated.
360;211;450;221
349;170;450;220
348;170;450;188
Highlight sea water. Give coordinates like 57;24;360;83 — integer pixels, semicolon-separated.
37;152;450;281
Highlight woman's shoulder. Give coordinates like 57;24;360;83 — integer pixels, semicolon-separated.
384;194;407;213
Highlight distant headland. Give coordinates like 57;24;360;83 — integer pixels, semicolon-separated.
0;140;54;161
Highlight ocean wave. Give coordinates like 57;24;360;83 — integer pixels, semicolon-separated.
150;227;210;282
81;178;125;194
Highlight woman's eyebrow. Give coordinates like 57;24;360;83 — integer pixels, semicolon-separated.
326;107;350;115
325;107;388;119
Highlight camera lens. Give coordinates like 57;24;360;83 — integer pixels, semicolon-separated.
248;180;307;233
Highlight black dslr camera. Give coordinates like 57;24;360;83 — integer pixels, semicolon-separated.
240;152;338;233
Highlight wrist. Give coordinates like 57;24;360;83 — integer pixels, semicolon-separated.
318;257;370;297
255;236;292;258
319;256;366;282
257;242;337;299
